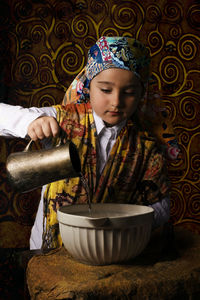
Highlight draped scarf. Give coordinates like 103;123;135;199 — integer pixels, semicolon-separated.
42;102;169;249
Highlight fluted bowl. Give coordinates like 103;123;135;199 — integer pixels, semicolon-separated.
57;203;154;265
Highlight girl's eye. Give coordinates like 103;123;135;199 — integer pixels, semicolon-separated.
124;90;136;95
101;89;111;93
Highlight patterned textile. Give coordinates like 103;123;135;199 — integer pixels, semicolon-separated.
86;36;150;85
62;36;180;160
42;103;169;249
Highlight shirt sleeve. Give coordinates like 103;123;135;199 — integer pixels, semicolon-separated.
150;196;170;228
0;103;57;138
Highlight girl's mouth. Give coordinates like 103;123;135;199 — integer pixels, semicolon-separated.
108;111;122;116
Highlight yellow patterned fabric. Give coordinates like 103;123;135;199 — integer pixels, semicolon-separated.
42;102;169;249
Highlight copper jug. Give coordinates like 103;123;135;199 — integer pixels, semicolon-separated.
6;139;81;193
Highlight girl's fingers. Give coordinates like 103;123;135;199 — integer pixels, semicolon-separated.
27;117;60;140
40;118;54;138
27;127;38;141
48;117;60;137
34;125;46;140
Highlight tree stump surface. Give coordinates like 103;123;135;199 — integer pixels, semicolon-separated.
26;226;200;300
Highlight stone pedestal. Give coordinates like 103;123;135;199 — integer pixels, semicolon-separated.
26;225;200;299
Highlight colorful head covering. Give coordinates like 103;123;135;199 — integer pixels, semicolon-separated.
64;36;150;103
86;36;150;84
62;36;180;160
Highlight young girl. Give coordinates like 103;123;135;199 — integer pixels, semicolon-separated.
0;36;179;249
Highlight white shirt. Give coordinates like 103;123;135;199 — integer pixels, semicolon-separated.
0;103;170;249
93;110;126;176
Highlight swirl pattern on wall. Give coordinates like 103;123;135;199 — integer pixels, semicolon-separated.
0;0;199;247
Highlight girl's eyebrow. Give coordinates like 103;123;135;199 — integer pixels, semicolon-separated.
97;81;138;88
97;81;114;85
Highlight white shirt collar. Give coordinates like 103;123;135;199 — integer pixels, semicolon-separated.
93;110;126;137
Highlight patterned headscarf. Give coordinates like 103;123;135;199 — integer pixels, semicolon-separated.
64;36;150;103
62;36;180;160
86;36;150;84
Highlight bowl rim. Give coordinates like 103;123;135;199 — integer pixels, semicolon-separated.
57;203;154;229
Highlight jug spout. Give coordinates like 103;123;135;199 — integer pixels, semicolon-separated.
6;140;81;193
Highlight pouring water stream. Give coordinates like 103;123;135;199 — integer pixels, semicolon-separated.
79;172;92;213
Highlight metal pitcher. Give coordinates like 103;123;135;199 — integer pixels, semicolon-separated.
6;139;81;193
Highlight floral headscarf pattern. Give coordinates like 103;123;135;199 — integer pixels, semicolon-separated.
86;36;150;84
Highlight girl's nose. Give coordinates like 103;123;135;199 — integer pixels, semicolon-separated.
111;92;123;108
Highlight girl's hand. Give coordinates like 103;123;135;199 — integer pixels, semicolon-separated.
27;116;60;141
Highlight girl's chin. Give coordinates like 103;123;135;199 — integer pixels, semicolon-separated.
103;118;125;127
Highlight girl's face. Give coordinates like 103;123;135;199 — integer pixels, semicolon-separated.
89;68;143;126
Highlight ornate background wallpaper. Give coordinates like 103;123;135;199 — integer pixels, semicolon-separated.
0;0;199;248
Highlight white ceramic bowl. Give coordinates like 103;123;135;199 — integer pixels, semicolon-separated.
57;203;154;265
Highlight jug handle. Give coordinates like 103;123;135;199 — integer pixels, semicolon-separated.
24;139;33;152
24;138;63;152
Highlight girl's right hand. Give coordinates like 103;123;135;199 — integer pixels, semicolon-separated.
27;116;60;141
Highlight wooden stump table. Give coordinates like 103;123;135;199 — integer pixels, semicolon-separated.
26;225;200;299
